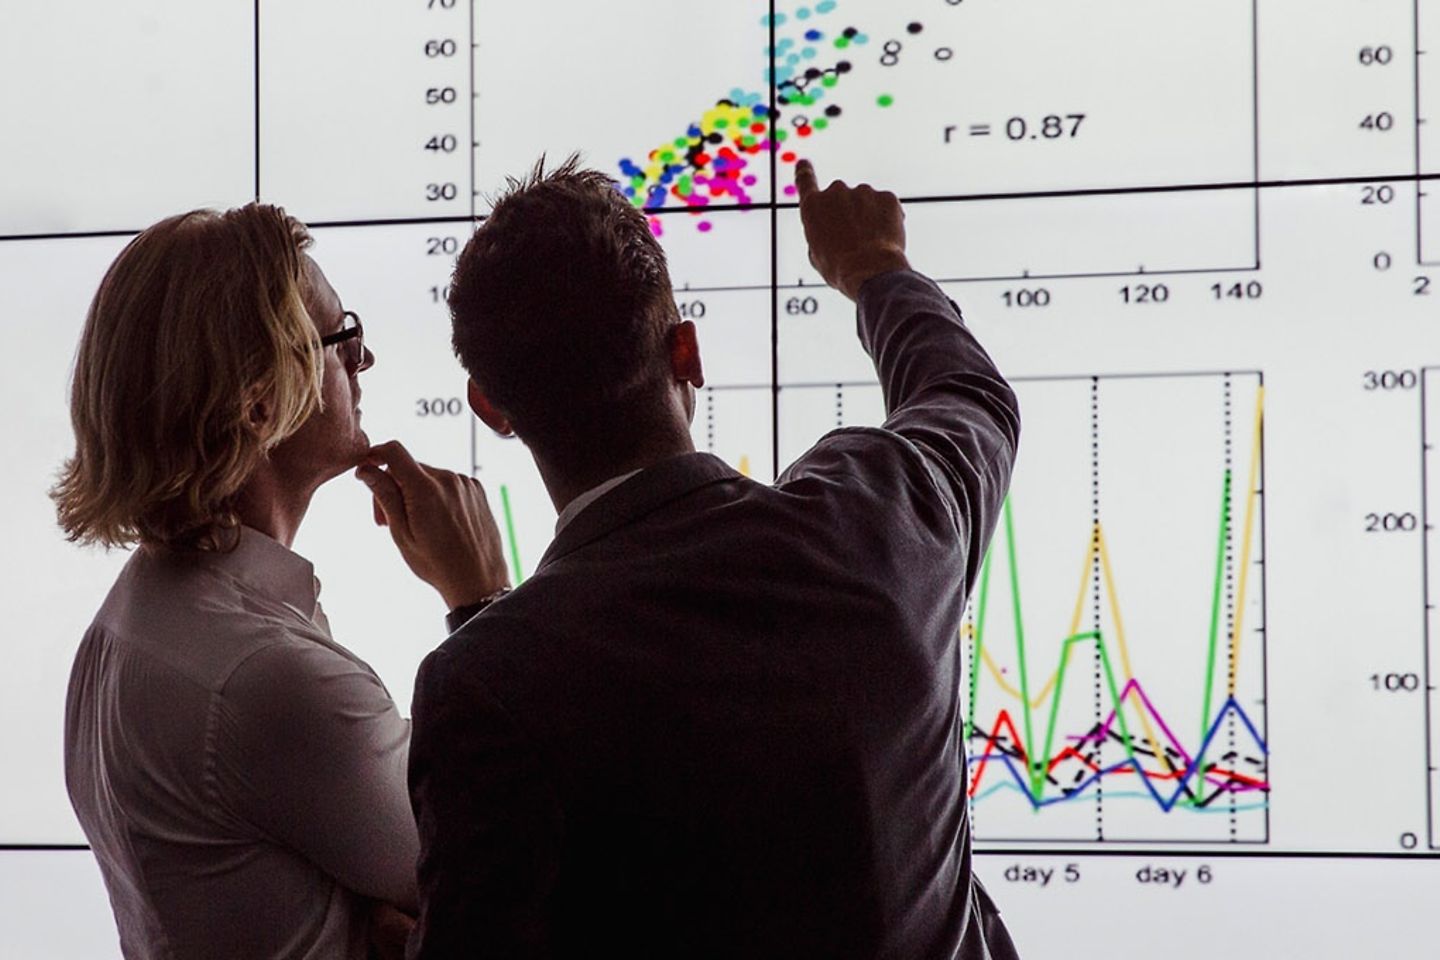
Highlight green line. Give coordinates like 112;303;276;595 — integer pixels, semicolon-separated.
967;547;995;739
499;484;525;585
1019;629;1150;805
1193;470;1232;796
968;479;1241;808
1001;499;1040;798
1032;631;1137;796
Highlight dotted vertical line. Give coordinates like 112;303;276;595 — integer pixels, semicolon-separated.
965;601;977;836
835;383;845;427
705;388;716;453
1091;377;1104;841
1224;375;1238;840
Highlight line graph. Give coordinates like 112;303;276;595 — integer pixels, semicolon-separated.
778;371;1269;844
965;373;1267;843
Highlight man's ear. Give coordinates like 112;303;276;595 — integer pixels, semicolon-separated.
467;379;515;437
670;321;705;389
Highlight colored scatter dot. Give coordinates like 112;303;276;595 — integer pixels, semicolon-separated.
805;29;823;41
803;46;817;59
813;118;828;130
775;129;789;141
744;175;758;186
837;60;853;73
750;122;767;134
908;22;924;34
825;105;842;118
797;125;813;137
822;74;838;88
697;221;713;233
877;94;894;108
834;36;850;49
843;26;858;38
816;0;836;11
781;151;797;162
783;184;798;196
854;33;869;45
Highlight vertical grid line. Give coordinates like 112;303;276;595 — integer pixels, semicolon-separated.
254;0;262;201
769;0;781;480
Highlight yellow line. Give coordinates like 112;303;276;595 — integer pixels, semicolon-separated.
965;529;1100;709
1227;387;1265;694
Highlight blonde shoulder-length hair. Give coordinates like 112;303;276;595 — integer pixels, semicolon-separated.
52;204;324;551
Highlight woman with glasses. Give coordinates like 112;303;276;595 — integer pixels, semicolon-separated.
52;204;506;960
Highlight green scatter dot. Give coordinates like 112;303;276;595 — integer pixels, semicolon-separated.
822;76;838;88
673;136;688;148
661;150;676;162
834;37;850;49
715;119;730;129
631;175;645;188
775;129;790;141
877;94;894;108
814;118;829;130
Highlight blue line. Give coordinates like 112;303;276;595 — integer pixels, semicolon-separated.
967;697;1268;812
972;780;1270;813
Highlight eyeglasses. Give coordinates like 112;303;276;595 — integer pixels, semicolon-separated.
319;310;370;371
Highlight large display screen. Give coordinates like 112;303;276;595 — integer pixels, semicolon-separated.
3;1;1438;956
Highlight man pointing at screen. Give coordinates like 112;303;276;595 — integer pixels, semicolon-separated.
363;158;1022;958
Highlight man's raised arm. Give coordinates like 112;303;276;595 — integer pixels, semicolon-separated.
794;160;1021;570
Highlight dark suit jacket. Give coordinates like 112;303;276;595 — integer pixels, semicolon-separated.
407;271;1022;959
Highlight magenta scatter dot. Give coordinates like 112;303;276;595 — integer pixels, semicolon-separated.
617;8;928;234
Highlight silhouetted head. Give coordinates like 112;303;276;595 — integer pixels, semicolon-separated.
448;156;704;487
52;204;375;551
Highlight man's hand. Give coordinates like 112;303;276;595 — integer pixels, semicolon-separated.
794;159;911;302
356;441;510;610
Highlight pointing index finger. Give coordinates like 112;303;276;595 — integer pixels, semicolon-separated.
794;159;819;202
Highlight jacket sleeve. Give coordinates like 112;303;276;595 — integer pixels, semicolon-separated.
406;642;564;959
784;270;1020;582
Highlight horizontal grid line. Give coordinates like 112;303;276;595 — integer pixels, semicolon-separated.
8;169;1440;244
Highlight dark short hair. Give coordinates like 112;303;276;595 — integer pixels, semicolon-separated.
448;156;677;456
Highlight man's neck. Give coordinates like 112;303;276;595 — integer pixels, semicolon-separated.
538;434;695;517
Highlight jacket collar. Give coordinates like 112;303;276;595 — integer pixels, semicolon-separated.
535;452;741;573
